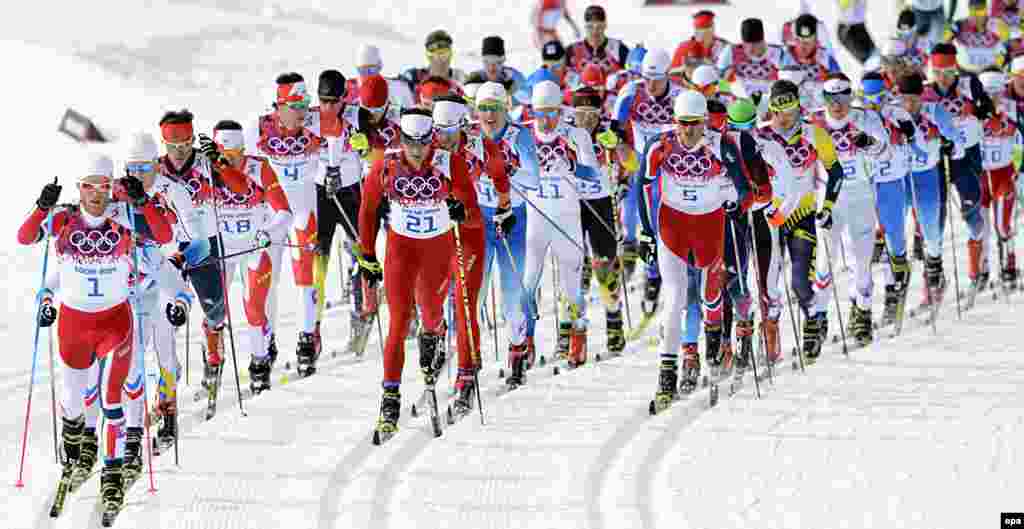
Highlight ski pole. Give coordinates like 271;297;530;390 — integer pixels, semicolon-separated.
746;209;774;386
821;231;849;356
945;166;963;319
453;224;485;425
510;185;587;253
779;233;805;373
727;214;759;399
210;194;246;417
126;201;158;493
48;327;59;464
16;202;55;488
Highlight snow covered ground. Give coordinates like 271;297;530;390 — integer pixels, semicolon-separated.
3;0;1022;528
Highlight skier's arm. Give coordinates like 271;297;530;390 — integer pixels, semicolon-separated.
357;159;387;257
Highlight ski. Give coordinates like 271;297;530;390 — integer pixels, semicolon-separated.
48;466;74;518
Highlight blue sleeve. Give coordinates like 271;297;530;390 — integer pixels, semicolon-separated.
516;128;541;189
933;104;959;142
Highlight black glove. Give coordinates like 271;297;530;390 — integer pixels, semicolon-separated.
325;166;342;195
940;136;954;157
165;301;188;328
120;174;148;207
38;301;57;328
446;197;466;223
358;253;383;284
37;178;62;211
898;120;916;139
198;133;223;166
493;205;516;235
853;132;874;149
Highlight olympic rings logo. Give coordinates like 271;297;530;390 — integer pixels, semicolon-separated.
69;229;122;255
665;151;713;178
266;135;311;156
634;100;673;126
393;175;443;200
784;143;814;168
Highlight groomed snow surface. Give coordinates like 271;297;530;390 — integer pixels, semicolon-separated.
2;0;1022;528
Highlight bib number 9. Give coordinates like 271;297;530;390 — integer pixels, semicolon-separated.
406;212;438;234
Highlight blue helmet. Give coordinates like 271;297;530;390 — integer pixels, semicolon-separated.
626;45;647;75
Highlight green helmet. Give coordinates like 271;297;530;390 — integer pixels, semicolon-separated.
727;98;757;129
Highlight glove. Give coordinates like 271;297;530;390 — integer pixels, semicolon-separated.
325;166;342;194
596;129;620;149
446;197;466;223
36;178;61;211
493;205;516;235
897;120;916;139
253;229;272;249
165;301;188;328
816;202;834;230
357;252;383;284
198;133;223;166
349;133;370;157
37;291;56;328
852;132;874;149
120;175;148;207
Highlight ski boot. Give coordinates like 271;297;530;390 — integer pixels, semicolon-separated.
641;276;662;316
99;462;124;527
418;330;446;382
449;370;476;422
568;324;588;368
606;309;625;356
555;321;572;361
122;427;143;484
762;318;781;366
248;355;271;395
802;313;826;363
372;386;401;445
679;344;700;394
652;358;678;413
882;285;902;325
704;324;723;377
851;304;873;346
621;241;640;280
71;426;98;488
506;343;529;389
296;331;319;377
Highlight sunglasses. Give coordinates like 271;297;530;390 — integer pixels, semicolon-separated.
476;101;506;113
482;56;505;67
676;117;705;127
319;96;342;105
823;92;852;105
125;161;156;176
535;109;560;119
426;47;453;61
79;181;113;193
357;65;380;77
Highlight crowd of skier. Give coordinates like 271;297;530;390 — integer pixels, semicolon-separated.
17;0;1024;524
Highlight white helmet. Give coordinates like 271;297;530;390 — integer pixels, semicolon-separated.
531;80;562;109
691;65;719;88
641;48;670;79
674;90;708;120
123;131;159;161
979;70;1008;95
357;44;383;68
433;99;467;126
476;81;508;105
84;151;114;178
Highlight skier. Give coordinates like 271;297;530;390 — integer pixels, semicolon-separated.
924;43;994;299
357;108;477;442
644;90;749;407
565;5;630;78
207;120;294;388
344;44;416;109
572;86;639;358
810;74;889;346
951;0;1011;73
978;70;1021;289
19;153;173;523
246;73;324;376
431;95;511;413
530;0;580;49
718;18;784;106
400;30;467;95
780;14;842;105
156;110;233;393
859;72;921;327
670;10;732;78
472;81;540;385
898;72;964;308
468;36;528;106
521;80;602;367
752;80;846;364
612;48;684;318
309;70;379;358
